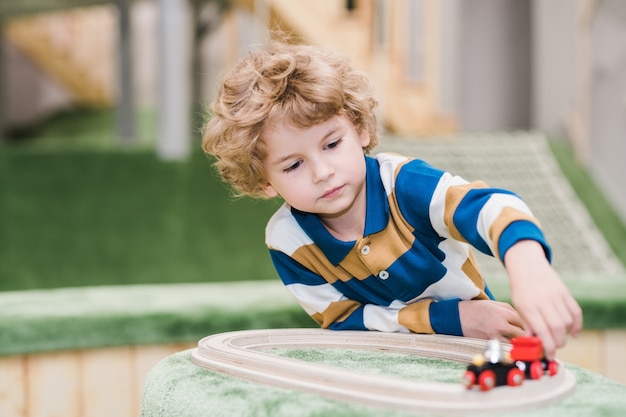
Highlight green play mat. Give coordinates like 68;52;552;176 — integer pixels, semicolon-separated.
139;347;626;417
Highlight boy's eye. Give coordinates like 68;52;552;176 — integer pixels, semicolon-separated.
283;160;302;173
326;138;342;149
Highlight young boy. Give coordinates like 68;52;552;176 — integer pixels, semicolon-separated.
202;41;582;359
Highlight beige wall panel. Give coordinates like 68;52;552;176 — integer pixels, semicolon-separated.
557;330;603;373
604;330;626;385
27;351;81;417
0;356;26;417
80;347;134;417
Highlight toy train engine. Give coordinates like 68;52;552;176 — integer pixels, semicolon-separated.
462;339;524;391
462;336;559;391
510;336;559;379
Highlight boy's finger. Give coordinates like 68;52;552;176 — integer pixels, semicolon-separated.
523;311;556;359
567;298;583;337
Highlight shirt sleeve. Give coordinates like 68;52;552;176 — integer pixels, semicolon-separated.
394;159;551;263
397;298;463;336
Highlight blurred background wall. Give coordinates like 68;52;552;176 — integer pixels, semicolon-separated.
1;0;625;222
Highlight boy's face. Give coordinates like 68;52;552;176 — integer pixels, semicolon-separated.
262;114;370;218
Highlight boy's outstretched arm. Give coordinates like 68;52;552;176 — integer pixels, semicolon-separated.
504;240;583;359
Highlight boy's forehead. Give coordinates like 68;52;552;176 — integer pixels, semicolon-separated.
276;110;346;129
265;114;344;138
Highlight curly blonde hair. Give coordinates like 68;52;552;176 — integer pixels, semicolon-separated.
202;41;379;198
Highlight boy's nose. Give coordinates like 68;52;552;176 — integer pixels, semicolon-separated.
312;159;334;183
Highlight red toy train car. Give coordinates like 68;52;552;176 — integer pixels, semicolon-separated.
510;335;559;379
462;336;559;391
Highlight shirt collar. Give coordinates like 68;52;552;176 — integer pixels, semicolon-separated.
292;155;390;265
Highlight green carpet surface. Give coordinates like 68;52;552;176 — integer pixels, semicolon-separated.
140;348;626;417
0;150;282;291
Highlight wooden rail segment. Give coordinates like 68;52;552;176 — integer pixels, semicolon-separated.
191;329;576;415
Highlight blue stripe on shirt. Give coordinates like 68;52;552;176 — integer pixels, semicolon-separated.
498;220;552;262
429;298;463;336
394;159;444;237
328;305;368;331
453;188;518;256
270;250;328;286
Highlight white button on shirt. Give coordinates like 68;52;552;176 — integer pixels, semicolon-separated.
361;245;371;255
378;270;390;280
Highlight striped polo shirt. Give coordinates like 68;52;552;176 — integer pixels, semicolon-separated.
265;153;549;336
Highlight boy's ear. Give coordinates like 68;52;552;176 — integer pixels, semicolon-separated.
359;129;371;148
262;184;279;198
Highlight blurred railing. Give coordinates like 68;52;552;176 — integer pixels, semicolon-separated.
3;6;116;106
0;0;137;142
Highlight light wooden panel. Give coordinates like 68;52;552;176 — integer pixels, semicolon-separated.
80;347;134;417
604;330;626;385
27;351;81;417
557;330;603;373
0;355;25;417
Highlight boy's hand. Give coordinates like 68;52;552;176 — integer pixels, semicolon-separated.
458;300;526;341
505;240;583;359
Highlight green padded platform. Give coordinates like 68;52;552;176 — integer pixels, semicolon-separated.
1;277;625;357
140;347;626;417
0;281;312;356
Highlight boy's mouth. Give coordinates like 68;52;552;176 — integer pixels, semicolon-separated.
321;186;344;199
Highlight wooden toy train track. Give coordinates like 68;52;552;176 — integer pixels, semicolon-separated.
191;329;576;415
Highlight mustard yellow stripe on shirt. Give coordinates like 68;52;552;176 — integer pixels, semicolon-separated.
398;299;435;334
444;181;489;242
291;244;353;284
